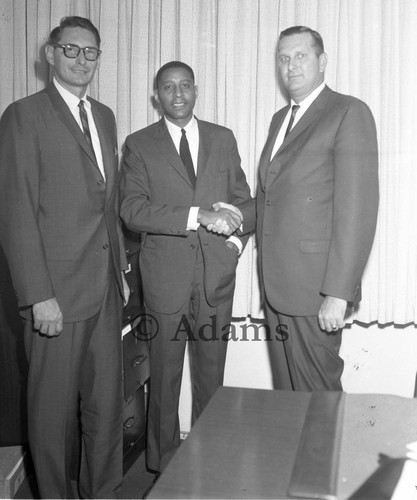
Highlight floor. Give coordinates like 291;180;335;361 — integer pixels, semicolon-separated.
14;450;157;499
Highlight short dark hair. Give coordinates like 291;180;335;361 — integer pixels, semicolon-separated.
154;61;195;89
279;26;324;55
47;16;101;48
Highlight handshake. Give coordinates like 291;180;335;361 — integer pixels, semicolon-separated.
198;202;243;236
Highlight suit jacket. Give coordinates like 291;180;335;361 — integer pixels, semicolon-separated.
0;83;127;322
119;118;255;314
256;86;379;316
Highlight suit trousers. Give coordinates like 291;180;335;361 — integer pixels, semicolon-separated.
265;301;343;391
146;245;233;472
24;270;123;499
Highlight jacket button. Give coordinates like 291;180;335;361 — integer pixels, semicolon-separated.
97;179;104;186
103;243;109;249
266;200;272;206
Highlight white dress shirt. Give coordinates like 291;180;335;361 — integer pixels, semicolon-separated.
53;77;106;180
270;82;326;160
164;115;199;169
164;116;199;229
164;116;242;253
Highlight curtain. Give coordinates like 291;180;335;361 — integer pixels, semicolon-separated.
1;0;416;324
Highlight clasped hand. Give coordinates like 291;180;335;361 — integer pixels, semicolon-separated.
198;203;242;236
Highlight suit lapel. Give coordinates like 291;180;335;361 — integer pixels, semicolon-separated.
277;86;331;155
261;86;332;186
154;119;194;188
258;106;288;188
90;101;113;186
46;84;101;174
195;118;211;184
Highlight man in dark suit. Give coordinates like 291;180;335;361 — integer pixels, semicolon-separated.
0;16;129;498
120;61;255;472
257;26;379;391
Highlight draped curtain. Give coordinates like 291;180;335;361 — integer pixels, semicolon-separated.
1;0;416;324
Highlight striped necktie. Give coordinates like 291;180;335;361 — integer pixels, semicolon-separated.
78;100;94;151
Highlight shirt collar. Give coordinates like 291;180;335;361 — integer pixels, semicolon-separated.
164;115;198;136
291;82;326;110
53;77;89;109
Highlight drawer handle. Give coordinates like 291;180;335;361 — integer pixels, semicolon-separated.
123;416;136;430
132;354;146;367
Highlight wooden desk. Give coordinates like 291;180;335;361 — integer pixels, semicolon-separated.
149;387;417;499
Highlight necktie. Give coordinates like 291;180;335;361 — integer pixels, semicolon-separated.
180;129;196;187
78;100;95;151
284;104;300;138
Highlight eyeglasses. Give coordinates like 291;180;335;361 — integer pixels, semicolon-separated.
54;43;101;61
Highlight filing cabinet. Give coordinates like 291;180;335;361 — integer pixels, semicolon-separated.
123;385;146;474
122;323;149;474
121;225;149;474
122;226;143;325
123;320;149;397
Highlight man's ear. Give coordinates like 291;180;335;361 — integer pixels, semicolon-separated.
45;44;54;66
319;52;328;73
152;89;162;114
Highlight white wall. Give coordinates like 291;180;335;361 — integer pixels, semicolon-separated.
179;321;417;433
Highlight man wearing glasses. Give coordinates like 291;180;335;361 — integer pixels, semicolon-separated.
0;16;129;498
